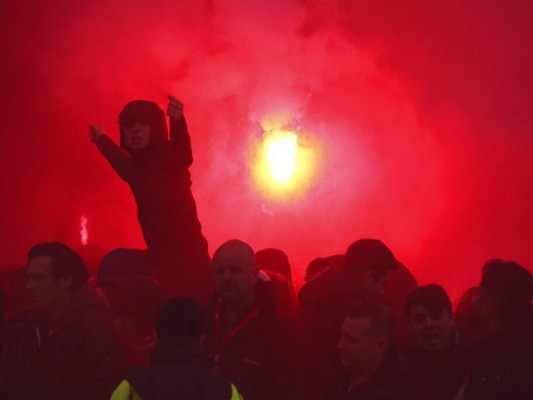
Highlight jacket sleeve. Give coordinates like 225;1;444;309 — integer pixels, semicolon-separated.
168;116;193;168
95;135;134;182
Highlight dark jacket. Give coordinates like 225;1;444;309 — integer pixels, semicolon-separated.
124;345;234;400
464;313;533;400
402;346;466;400
341;349;409;400
5;285;122;399
204;280;299;400
96;115;211;299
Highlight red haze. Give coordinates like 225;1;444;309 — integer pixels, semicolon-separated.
1;1;531;298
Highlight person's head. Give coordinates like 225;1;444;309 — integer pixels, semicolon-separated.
469;259;532;338
97;248;149;309
404;284;454;351
119;100;168;153
212;240;258;307
305;254;343;282
255;248;293;284
337;301;393;377
156;296;207;349
26;243;89;313
262;269;298;315
343;239;397;300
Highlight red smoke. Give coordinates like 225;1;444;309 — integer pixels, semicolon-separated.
1;1;531;297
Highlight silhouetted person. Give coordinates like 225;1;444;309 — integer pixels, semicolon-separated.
5;242;122;399
402;284;466;400
254;248;294;285
110;296;243;400
454;286;482;349
97;248;150;311
462;259;533;400
336;301;407;400
204;239;298;400
304;254;343;282
113;275;168;369
89;96;211;302
296;238;398;382
261;269;299;315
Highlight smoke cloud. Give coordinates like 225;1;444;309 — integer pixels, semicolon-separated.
1;0;531;296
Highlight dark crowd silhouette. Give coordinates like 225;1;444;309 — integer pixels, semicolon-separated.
0;97;531;400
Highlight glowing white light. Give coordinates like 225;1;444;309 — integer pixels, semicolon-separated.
80;215;89;245
265;132;298;184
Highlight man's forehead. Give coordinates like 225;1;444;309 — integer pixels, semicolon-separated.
27;256;52;272
213;242;254;268
342;316;372;334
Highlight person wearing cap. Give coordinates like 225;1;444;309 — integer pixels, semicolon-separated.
88;96;211;302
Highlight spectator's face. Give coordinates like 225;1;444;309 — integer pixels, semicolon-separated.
408;304;454;351
213;245;258;305
26;256;71;311
338;316;387;374
123;122;151;150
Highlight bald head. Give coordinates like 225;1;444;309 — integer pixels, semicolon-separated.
212;240;258;307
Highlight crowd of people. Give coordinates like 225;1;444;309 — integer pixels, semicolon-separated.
0;97;531;400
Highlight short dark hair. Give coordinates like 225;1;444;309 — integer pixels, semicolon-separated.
346;301;393;341
343;239;397;280
156;297;207;347
480;259;532;321
404;284;452;318
28;243;89;292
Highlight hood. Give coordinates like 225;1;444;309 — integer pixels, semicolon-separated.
118;100;168;154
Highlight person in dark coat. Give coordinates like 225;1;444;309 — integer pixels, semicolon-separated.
89;96;211;302
402;284;466;400
4;242;122;400
335;301;408;400
461;259;533;400
204;239;299;400
295;239;399;388
110;296;243;400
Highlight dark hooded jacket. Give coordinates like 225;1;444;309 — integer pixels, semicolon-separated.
4;284;122;399
463;312;533;400
204;279;300;400
122;345;235;400
95;101;211;299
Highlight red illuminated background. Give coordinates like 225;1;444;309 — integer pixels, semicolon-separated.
1;1;532;299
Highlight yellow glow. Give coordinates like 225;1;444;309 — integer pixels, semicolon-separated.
250;115;320;201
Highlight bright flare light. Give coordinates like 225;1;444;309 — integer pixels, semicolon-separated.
251;117;320;201
265;132;298;184
80;215;89;245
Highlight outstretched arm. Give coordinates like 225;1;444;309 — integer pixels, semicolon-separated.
89;124;133;182
167;96;193;168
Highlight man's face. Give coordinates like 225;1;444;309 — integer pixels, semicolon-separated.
26;256;71;312
123;122;151;151
408;304;454;351
213;246;257;305
337;317;387;374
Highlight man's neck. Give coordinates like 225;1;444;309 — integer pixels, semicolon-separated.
222;297;255;327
